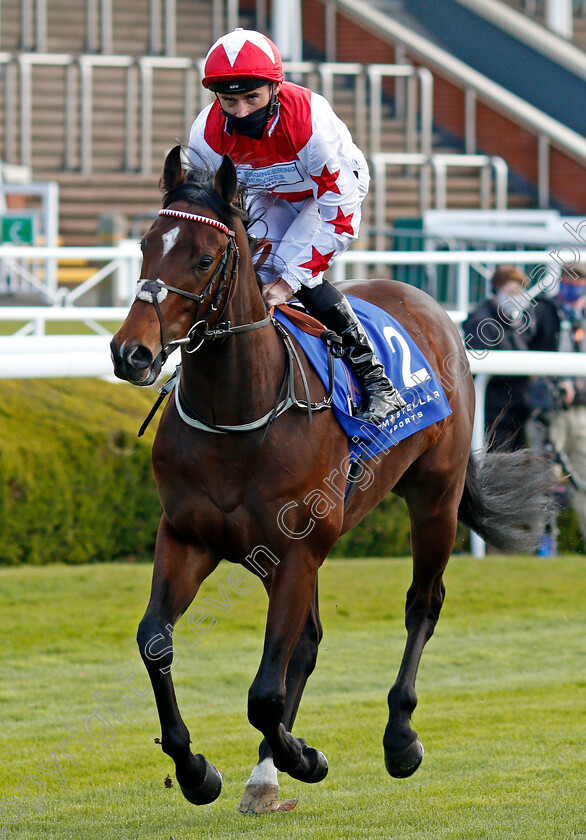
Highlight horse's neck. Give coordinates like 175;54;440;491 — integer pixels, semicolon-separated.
179;222;284;425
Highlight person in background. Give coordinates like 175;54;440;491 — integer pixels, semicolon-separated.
463;265;532;451
187;28;406;424
529;264;586;542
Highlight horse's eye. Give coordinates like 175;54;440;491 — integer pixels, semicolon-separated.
198;256;214;270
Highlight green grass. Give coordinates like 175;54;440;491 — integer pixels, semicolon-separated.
0;321;123;336
0;555;584;840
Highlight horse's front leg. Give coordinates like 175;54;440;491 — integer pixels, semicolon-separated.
239;583;323;814
136;515;221;805
247;552;328;788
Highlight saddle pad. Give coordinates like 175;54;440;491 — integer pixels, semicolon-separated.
273;295;452;461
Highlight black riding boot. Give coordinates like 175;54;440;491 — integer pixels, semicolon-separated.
296;282;407;424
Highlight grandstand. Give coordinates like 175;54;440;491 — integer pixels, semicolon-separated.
0;0;585;293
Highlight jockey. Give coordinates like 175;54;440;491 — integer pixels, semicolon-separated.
188;28;406;423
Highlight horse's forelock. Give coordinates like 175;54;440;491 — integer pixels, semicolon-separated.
161;169;249;231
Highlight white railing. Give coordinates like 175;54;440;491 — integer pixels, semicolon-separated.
17;53;76;170
1;0;181;54
3;48;508;219
0;334;580;559
78;54;139;175
422;208;570;247
1;53;434;178
369;153;509;250
321;0;586;208
0;306;129;335
457;0;586;72
138;55;195;174
0;181;60;298
149;0;177;57
0;52;14;161
367;65;433;157
519;0;586;34
2;244;585;312
85;0;113;53
212;0;240;42
0;333;124;378
0;0;265;56
19;0;47;51
333;248;586;312
0;242;141;305
3;327;584;388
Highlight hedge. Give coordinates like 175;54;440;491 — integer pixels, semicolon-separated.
0;379;160;565
0;379;581;564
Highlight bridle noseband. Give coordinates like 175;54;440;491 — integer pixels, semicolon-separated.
135;208;269;362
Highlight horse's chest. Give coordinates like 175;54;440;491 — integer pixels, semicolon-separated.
155;459;277;551
153;413;343;557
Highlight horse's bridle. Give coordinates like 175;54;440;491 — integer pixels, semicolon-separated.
135;208;271;363
135;207;336;438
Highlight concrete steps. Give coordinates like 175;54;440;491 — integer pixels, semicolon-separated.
0;0;533;251
35;172;162;246
0;0;213;56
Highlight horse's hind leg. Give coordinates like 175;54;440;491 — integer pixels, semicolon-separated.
239;584;323;814
384;463;465;779
136;515;221;805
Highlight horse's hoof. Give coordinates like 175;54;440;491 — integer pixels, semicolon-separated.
237;783;298;815
305;749;329;783
178;755;222;805
289;746;329;784
384;739;424;778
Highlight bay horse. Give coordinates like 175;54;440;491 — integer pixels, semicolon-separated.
110;146;552;814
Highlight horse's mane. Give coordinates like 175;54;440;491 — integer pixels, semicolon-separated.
161;166;250;233
160;166;277;285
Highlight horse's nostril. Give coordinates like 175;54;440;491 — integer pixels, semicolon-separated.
124;344;154;370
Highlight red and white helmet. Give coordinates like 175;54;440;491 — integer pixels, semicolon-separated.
202;28;283;93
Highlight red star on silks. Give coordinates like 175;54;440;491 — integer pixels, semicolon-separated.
327;206;355;235
300;246;336;277
310;165;342;198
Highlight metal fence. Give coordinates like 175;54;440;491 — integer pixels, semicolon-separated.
1;241;584;313
0;53;436;175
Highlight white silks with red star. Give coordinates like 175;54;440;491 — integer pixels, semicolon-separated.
188;81;370;291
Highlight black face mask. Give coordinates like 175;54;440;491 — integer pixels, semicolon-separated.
220;87;279;139
223;100;272;139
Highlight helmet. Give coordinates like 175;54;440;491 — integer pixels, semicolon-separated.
202;29;283;93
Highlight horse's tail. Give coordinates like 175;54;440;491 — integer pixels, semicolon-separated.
458;448;557;553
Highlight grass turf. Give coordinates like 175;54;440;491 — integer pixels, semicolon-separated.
0;321;123;336
0;555;584;839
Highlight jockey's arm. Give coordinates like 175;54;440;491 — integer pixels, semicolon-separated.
273;95;369;293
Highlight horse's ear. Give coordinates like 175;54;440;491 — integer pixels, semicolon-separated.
214;155;238;205
161;145;185;193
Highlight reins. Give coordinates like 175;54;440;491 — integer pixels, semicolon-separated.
136;206;338;438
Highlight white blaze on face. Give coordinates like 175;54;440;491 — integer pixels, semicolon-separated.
162;225;180;257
